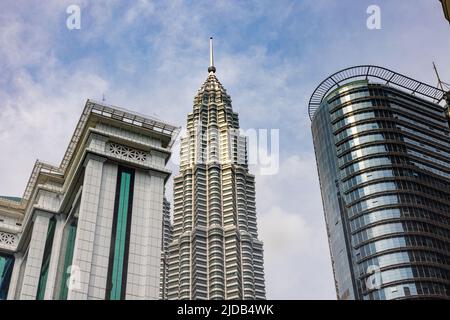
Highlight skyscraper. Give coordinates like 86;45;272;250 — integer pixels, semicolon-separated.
167;38;266;300
309;66;450;300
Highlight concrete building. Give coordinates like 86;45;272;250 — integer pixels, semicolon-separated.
0;100;179;300
167;38;266;300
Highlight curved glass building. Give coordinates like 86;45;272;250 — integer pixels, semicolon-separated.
309;66;450;300
0;100;179;300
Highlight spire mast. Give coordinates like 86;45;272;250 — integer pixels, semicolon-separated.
208;37;216;73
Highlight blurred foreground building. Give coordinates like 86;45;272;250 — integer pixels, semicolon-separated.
440;0;450;23
167;39;266;300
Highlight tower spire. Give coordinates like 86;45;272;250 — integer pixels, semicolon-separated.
208;37;216;73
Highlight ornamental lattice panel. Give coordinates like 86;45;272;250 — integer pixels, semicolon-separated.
107;143;149;163
0;232;16;247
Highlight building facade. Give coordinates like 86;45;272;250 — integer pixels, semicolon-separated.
167;39;266;300
309;66;450;300
0;100;179;300
159;197;172;300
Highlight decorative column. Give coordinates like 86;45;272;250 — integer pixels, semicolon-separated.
6;253;22;300
67;154;106;300
86;162;117;299
125;170;165;299
19;212;51;299
43;215;65;299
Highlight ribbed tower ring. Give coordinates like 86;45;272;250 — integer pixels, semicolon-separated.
308;65;446;121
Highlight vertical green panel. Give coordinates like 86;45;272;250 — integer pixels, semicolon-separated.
0;258;5;279
109;171;131;300
36;217;57;300
59;222;77;300
0;255;14;300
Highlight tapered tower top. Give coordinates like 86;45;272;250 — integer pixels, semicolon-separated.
208;37;216;73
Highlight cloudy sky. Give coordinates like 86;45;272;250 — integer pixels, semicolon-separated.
1;0;449;299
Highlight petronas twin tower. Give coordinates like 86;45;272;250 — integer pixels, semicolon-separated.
0;38;264;302
166;38;266;300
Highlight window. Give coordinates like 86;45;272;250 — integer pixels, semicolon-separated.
59;220;77;300
0;254;14;300
106;167;135;300
403;287;411;297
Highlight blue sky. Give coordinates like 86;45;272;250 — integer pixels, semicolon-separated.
1;0;449;299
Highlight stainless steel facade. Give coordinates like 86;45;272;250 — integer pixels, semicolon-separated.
167;59;266;300
310;66;450;300
160;197;172;300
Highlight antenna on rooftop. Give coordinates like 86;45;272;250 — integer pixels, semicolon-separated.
432;62;450;105
433;62;450;91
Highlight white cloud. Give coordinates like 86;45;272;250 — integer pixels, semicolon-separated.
256;155;335;299
260;207;312;258
0;59;108;197
124;0;155;25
